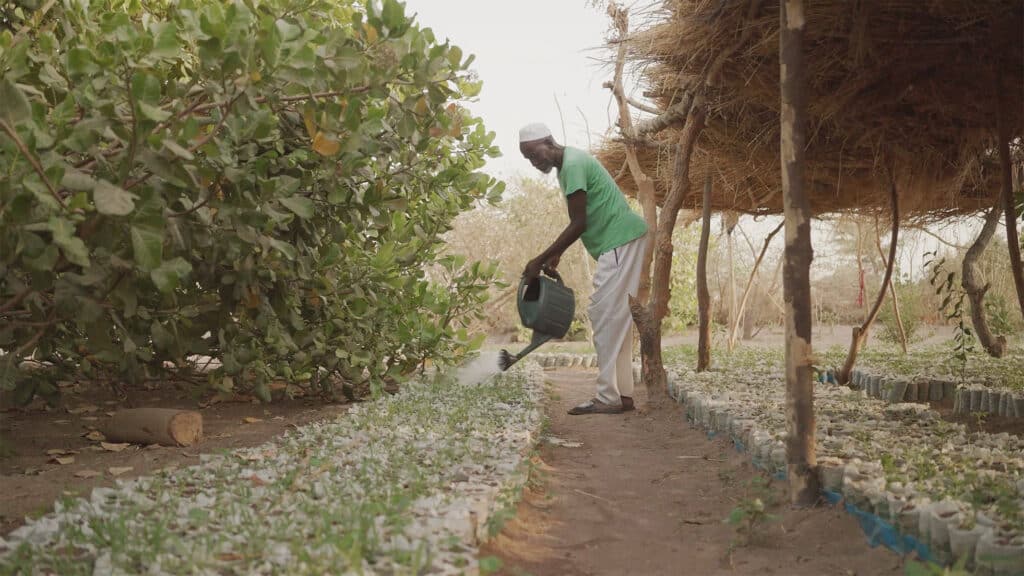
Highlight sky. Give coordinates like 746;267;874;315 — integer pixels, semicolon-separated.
406;0;624;182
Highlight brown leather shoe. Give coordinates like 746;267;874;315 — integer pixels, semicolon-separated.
621;396;635;412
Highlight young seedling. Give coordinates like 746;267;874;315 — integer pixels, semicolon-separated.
724;474;779;551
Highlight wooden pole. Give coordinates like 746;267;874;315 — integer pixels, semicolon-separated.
696;174;713;372
779;0;818;506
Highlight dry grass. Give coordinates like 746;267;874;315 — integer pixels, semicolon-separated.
597;0;1023;222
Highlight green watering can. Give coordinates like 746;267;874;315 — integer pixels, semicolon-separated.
498;269;575;371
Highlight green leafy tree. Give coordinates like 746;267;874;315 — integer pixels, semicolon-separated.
0;0;504;402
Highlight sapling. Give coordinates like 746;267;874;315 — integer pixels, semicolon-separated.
924;253;976;385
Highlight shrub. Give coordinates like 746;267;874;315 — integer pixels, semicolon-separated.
0;0;504;402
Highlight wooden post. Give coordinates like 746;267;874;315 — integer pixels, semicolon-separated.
696;174;713;371
779;0;818;506
963;206;1007;357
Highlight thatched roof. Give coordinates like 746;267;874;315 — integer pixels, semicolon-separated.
597;0;1024;221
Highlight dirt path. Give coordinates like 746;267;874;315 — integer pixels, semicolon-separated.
481;369;908;576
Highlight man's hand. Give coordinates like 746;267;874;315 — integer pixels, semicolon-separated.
544;254;560;271
522;257;544;283
523;254;560;283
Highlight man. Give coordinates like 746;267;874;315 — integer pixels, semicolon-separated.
519;123;648;415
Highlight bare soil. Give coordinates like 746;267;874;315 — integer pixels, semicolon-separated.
0;381;348;536
482;369;914;576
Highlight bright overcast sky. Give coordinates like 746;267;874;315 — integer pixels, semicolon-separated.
406;0;623;181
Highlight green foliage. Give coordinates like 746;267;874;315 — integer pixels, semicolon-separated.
904;556;970;576
925;253;974;382
479;556;503;575
0;0;504;401
663;225;702;333
985;292;1020;336
878;278;923;346
724;474;779;549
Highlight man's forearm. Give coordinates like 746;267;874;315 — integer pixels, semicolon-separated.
536;220;586;265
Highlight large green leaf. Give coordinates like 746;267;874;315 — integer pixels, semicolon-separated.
131;223;164;271
0;79;31;124
47;217;91;267
151;257;193;293
279;196;314;219
151;22;182;59
93;180;137;215
136;102;171;122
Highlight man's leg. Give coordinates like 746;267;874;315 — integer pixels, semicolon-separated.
615;237;646;408
586;248;626;407
570;237;646;415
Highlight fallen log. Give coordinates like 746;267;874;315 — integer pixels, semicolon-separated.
103;408;203;447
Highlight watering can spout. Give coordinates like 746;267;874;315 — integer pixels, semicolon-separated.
498;269;575;371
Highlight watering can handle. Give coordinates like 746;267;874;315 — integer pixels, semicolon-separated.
541;266;564;284
518;267;565;295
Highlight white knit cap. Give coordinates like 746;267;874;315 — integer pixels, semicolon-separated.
518;122;552;143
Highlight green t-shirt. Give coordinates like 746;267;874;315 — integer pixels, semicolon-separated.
557;147;648;259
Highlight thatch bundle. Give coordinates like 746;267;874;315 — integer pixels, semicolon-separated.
597;0;1023;221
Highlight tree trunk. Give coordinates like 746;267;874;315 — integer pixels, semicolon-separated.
997;86;1024;320
607;5;672;393
963;206;1007;357
779;0;818;507
729;221;783;350
632;109;706;395
696;174;714;371
839;182;900;385
874;223;908;354
742;305;756;339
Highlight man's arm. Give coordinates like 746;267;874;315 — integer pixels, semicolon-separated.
523;190;587;281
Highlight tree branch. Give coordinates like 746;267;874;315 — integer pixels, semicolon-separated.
728;221;783;349
10;0;57;48
0;119;67;210
627;97;660;115
909;226;968;250
632;93;695;137
0;286;34;315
